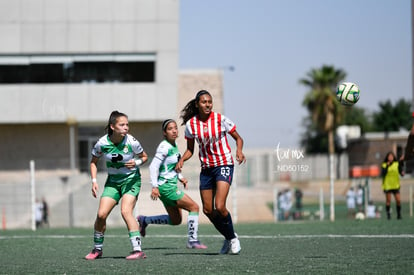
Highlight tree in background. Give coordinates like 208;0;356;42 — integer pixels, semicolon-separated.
300;65;346;155
303;99;411;152
372;99;411;132
340;106;373;134
299;65;346;221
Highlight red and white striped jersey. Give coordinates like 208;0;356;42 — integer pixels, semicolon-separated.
185;112;236;168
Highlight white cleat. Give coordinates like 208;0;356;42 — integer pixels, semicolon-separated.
230;233;241;255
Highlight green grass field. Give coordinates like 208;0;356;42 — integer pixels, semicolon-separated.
1;216;413;274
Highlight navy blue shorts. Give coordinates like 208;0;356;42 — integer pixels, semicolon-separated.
199;165;234;190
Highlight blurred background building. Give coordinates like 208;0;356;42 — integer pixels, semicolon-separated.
0;0;180;170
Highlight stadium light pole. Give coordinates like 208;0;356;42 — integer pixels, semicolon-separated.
329;154;335;221
412;0;414;108
218;65;235;115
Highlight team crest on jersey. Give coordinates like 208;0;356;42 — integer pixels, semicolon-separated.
123;146;128;154
176;190;182;195
203;126;208;133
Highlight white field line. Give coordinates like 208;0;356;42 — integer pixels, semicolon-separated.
1;234;414;240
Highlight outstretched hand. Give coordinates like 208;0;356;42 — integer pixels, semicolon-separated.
91;182;99;198
151;187;160;200
236;150;246;165
179;177;188;189
175;159;184;173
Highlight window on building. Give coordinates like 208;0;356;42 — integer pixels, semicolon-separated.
0;54;155;84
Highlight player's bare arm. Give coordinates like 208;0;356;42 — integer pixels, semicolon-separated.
230;130;246;165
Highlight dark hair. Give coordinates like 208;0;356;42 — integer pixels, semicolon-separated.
383;151;396;163
162;119;176;131
105;110;128;136
180;90;212;125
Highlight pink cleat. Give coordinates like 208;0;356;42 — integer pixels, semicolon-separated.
186;241;207;249
126;250;147;260
85;248;102;260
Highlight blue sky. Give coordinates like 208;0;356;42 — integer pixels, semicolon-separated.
179;0;412;149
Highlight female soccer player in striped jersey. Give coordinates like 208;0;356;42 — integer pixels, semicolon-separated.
176;90;246;255
137;119;207;249
85;111;148;260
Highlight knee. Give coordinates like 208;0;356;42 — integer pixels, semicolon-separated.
203;207;213;217
215;204;228;216
96;210;109;221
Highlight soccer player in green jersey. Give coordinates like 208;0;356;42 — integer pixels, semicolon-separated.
137;119;207;249
85;111;148;260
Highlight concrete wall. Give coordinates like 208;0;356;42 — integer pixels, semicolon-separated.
0;0;179;122
0;0;179;170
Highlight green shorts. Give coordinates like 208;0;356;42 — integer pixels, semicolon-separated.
101;174;141;203
158;179;185;207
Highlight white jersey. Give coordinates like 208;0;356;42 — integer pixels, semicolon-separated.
346;189;356;209
149;140;181;187
356;188;363;205
366;204;376;218
92;134;144;182
185;112;236;168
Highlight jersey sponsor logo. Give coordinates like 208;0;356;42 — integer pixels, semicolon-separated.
200;135;221;144
107;162;125;169
111;153;123;162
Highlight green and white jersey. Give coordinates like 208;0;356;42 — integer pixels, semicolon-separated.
92;134;144;183
149;140;181;187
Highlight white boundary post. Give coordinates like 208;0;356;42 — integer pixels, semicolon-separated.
30;160;36;231
410;184;413;218
319;187;325;221
273;187;278;222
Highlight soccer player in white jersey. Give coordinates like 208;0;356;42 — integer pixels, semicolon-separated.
85;111;148;260
176;90;246;255
137;119;207;249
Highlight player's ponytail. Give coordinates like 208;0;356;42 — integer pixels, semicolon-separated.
105;110;128;136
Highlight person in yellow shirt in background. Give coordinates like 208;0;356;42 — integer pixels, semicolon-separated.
381;152;404;220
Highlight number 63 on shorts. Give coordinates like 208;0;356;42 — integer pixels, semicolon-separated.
199;165;234;190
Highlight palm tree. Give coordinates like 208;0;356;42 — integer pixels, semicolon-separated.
299;65;346;221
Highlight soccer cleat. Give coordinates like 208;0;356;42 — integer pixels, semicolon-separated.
126;250;147;260
219;239;231;254
230;234;241;255
137;215;148;237
85;248;102;260
186;241;207;249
